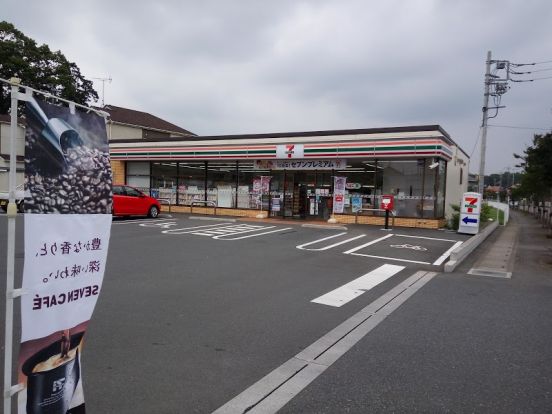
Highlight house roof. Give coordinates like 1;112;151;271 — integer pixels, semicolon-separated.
486;185;501;192
0;114;25;126
103;105;195;136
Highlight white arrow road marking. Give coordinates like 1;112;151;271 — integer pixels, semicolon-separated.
311;264;405;307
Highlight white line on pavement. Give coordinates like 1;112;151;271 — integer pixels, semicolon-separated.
393;233;459;242
347;252;431;265
296;233;366;251
214;227;293;240
311;264;405;307
161;222;232;234
296;232;348;249
213;270;437;414
342;233;394;254
112;218;177;225
188;216;237;222
432;240;463;265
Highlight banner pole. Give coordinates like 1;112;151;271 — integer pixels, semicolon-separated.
4;78;20;414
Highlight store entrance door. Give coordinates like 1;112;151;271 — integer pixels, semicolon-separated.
269;170;332;220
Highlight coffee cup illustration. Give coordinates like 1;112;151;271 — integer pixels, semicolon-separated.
22;331;84;414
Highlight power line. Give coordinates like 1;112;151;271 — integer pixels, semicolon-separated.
510;75;552;82
510;59;552;66
510;67;552;75
488;124;552;131
470;127;483;158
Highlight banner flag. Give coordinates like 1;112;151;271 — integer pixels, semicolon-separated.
18;97;112;414
332;176;347;214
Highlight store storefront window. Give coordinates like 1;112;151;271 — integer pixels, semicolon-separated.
151;162;177;204
122;157;447;219
336;161;377;214
381;160;426;217
237;162;270;210
177;162;206;205
126;161;150;194
207;162;238;208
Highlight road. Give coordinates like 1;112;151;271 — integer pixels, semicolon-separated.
1;212;551;413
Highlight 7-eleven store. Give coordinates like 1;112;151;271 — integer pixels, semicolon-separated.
109;125;469;228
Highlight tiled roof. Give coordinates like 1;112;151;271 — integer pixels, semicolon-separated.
103;105;195;136
0;114;25;125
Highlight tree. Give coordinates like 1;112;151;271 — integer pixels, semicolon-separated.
0;21;98;113
514;132;552;203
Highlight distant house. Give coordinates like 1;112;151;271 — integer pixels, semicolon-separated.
101;105;195;140
485;185;502;194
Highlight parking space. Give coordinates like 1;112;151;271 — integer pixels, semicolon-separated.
297;230;464;266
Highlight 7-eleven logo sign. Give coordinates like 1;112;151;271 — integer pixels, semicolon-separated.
277;144;304;159
285;145;295;158
463;197;479;213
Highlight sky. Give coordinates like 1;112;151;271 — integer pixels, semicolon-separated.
3;0;552;174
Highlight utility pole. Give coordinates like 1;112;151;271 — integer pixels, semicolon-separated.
478;51;492;196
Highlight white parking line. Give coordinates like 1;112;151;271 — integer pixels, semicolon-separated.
346;252;431;265
112;218;177;225
432;240;463;265
296;232;366;251
214;227;293;240
139;220;179;229
161;223;232;234
311;264;405;307
393;233;459;242
343;233;394;254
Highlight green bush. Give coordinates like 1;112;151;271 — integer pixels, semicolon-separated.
481;204;505;225
448;203;460;229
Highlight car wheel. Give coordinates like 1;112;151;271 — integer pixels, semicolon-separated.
148;205;159;218
17;201;24;213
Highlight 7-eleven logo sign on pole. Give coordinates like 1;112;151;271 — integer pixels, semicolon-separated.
461;192;481;215
458;192;482;235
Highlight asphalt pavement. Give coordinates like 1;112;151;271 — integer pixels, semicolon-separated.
1;211;550;413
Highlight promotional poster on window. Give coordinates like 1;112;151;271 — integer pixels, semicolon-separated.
18;97;112;414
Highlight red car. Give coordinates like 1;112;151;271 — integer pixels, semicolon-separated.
112;185;160;218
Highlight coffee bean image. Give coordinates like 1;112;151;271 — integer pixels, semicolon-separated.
25;126;112;214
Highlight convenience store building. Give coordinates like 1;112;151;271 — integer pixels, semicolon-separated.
109;124;469;228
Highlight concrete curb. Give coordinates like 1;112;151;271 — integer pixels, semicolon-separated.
444;221;499;272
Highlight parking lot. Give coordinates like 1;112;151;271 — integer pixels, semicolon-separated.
3;214;469;413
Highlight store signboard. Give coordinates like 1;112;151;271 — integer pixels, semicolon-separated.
18;98;112;414
458;192;482;234
254;159;346;170
333;176;347;214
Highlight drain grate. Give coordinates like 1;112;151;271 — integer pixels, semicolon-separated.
467;267;512;278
